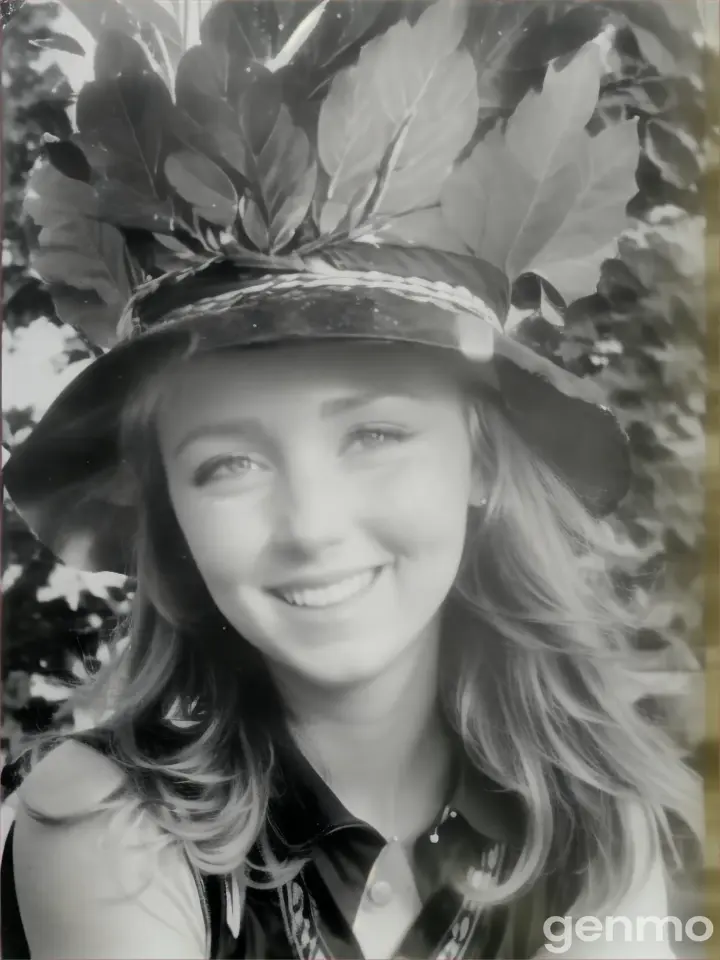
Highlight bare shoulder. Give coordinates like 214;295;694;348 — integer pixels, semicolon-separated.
18;738;127;817
12;740;207;959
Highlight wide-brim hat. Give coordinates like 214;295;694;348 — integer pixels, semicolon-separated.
4;0;634;575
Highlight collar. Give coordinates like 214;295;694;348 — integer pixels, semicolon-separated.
266;725;524;856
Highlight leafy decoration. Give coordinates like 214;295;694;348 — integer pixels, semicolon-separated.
75;73;174;201
43;139;92;182
441;39;640;305
175;45;259;173
317;0;477;231
31;218;132;348
165;150;239;227
24;161;97;225
239;81;317;252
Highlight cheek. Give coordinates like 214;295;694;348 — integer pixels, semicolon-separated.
374;445;473;555
168;487;268;588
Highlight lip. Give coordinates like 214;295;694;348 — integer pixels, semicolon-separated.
268;566;385;593
267;565;389;617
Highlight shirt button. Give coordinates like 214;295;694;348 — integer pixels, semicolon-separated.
367;880;394;906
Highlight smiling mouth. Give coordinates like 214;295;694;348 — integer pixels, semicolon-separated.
271;567;384;609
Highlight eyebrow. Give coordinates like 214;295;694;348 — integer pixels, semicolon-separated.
171;390;421;458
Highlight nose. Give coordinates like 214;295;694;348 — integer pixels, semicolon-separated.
273;456;351;556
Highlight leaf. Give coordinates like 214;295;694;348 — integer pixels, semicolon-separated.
29;31;86;56
442;40;640;305
44;140;92;182
318;0;477;223
165;150;239;226
240;84;317;251
175;45;267;171
442;128;534;272
75;73;174;200
24;162;98;226
176;44;227;106
153;233;205;258
34;219;132;306
506;39;605;179
525;120;641;302
93;30;153;80
49;287;121;352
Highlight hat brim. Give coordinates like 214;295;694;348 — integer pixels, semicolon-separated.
4;288;630;574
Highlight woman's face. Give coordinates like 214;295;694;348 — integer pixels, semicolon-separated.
156;342;483;687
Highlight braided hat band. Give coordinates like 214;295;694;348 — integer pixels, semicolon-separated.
118;267;503;342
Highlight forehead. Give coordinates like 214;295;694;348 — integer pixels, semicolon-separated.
157;342;469;418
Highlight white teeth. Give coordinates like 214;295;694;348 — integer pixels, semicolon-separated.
279;569;377;608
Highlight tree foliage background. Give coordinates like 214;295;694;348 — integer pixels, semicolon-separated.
1;0;716;772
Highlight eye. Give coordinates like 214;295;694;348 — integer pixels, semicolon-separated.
347;426;412;451
192;454;262;486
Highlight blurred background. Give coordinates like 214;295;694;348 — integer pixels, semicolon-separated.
1;0;717;951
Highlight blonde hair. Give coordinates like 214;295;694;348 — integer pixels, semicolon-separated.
13;343;701;955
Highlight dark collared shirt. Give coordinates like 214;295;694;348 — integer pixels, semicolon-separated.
1;724;571;959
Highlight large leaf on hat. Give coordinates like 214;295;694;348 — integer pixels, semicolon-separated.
441;37;640;307
317;0;477;232
76;73;173;196
238;79;317;252
175;46;266;175
73;72;180;235
31;218;133;349
24;161;98;226
165;150;240;227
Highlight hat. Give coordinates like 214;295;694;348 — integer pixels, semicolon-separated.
4;0;635;575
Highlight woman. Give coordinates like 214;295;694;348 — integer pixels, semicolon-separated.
1;1;700;958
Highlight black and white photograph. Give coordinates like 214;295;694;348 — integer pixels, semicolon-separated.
1;1;717;958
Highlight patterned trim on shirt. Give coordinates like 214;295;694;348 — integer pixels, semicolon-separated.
279;876;333;960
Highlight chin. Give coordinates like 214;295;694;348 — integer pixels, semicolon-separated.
247;625;426;690
290;649;404;689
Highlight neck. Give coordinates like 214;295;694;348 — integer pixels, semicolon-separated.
270;620;451;840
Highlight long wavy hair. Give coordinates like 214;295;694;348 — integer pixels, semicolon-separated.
12;340;701;955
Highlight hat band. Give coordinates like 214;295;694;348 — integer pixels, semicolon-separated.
117;267;503;342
